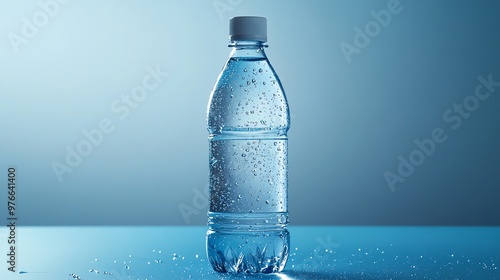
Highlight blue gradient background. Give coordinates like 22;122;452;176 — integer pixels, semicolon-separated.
0;0;499;226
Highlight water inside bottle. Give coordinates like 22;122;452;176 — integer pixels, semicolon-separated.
207;55;290;273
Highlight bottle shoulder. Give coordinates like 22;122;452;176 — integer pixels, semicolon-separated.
207;57;289;135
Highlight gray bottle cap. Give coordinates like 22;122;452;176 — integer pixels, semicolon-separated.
229;16;267;42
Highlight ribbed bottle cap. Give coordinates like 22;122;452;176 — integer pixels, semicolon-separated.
229;16;267;42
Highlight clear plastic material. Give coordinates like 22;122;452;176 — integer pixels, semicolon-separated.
206;36;290;274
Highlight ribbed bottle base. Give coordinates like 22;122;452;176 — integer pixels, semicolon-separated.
206;212;289;274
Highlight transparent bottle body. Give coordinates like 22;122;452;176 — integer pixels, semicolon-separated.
206;42;290;273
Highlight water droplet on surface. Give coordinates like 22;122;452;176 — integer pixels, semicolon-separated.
265;200;270;204
259;68;263;73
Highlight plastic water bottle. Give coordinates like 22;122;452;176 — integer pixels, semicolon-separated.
206;16;290;274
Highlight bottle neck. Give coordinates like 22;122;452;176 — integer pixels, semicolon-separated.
228;40;268;59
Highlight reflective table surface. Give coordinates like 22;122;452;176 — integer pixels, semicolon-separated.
2;226;499;279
